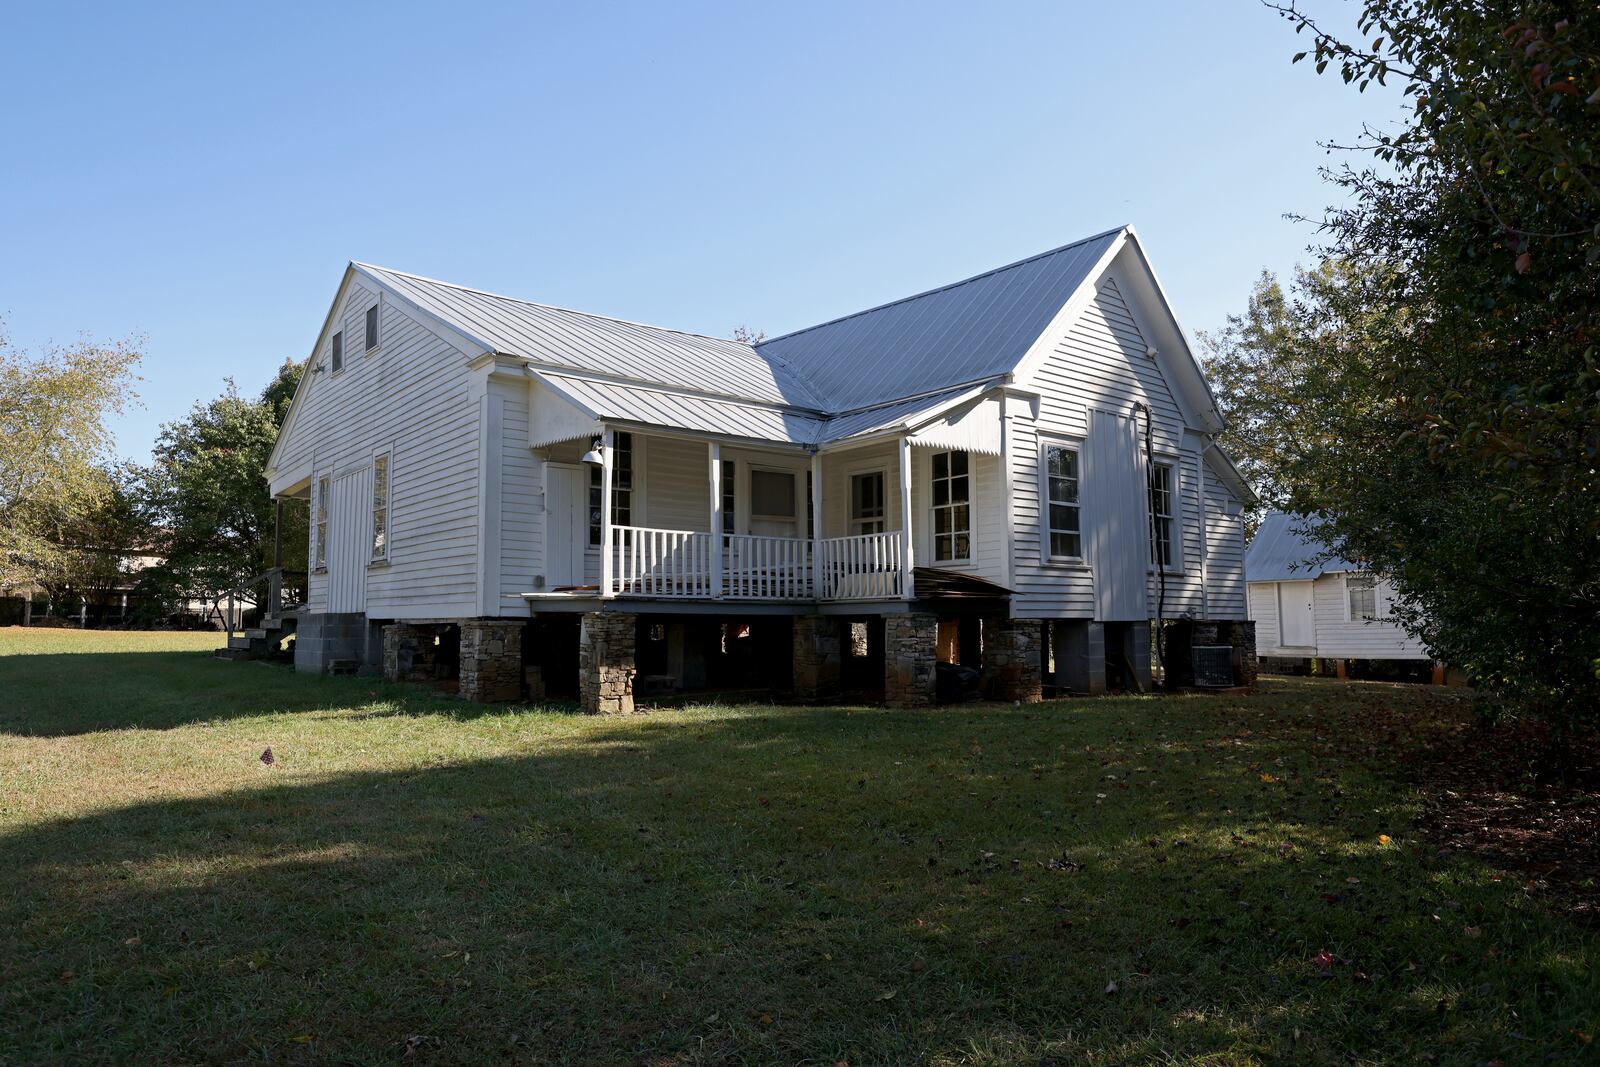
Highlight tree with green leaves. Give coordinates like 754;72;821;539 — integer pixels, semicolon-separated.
135;360;306;615
1249;1;1600;729
0;321;143;593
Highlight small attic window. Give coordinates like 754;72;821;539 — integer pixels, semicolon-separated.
365;305;379;350
331;331;343;373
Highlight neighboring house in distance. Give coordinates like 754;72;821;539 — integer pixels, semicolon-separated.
1246;511;1430;667
262;225;1255;710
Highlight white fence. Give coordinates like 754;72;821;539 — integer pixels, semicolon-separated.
607;525;904;601
816;531;905;600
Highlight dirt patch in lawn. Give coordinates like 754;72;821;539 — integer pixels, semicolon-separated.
1251;678;1600;925
1409;716;1600;925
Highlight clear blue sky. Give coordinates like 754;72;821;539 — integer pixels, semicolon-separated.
1;1;1400;460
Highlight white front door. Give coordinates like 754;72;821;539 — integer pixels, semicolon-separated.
327;466;371;613
545;463;587;589
1278;580;1315;648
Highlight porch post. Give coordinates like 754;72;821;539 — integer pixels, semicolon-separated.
898;435;914;600
809;450;823;598
273;498;283;569
599;427;615;598
708;441;724;598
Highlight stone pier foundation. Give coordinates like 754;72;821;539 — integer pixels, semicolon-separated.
579;612;637;714
459;619;526;703
382;623;437;683
884;612;938;707
792;615;842;701
983;616;1043;702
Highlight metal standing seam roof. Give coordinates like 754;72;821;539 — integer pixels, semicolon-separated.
347;227;1189;455
754;228;1123;409
354;262;825;409
1245;512;1361;583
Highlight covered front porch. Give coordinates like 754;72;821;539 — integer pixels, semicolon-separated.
529;428;1002;606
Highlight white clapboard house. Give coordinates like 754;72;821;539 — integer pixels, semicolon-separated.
1245;512;1430;667
259;226;1255;709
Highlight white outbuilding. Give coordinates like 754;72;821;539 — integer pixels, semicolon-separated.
1245;512;1430;665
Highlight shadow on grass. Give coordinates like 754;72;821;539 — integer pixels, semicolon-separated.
0;651;572;736
4;697;1597;1065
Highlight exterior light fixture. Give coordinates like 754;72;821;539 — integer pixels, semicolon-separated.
581;437;604;465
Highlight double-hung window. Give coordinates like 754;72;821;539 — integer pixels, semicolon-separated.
314;475;329;570
587;431;634;545
930;450;970;562
1149;461;1175;568
1043;443;1081;559
370;453;390;562
1347;575;1379;621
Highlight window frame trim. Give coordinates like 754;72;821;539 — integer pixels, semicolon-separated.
1146;454;1184;575
747;463;801;526
1344;572;1384;623
1037;434;1086;566
847;465;889;537
927;448;973;565
587;431;644;547
313;474;330;573
369;446;393;565
329;329;345;377
364;294;383;355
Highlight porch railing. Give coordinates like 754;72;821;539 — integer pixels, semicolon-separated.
611;526;717;598
722;532;812;599
816;531;905;600
605;525;903;601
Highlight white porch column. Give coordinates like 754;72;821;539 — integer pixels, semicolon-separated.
809;450;823;597
599;427;615;598
708;441;724;598
898;435;915;600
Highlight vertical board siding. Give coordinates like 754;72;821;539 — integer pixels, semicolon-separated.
275;281;481;619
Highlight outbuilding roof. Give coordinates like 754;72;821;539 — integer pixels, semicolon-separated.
1245;512;1361;583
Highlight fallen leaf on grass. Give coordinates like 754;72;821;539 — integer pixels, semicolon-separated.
1104;980;1118;995
875;989;896;1001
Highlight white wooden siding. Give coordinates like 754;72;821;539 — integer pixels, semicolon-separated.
1202;466;1247;619
274;280;481;619
1011;271;1246;620
908;446;1006;586
496;378;542;612
1250;575;1429;659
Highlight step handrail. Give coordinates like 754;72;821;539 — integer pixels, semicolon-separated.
207;566;305;637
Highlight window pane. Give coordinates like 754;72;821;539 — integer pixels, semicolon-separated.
932;452;948;479
933;479;948;506
331;332;343;372
950;450;968;477
751;469;796;516
1049;503;1079;533
950;474;969;503
954;532;970;559
366;305;379;349
1051;531;1081;558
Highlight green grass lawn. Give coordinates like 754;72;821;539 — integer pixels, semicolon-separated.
1;628;1595;1066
